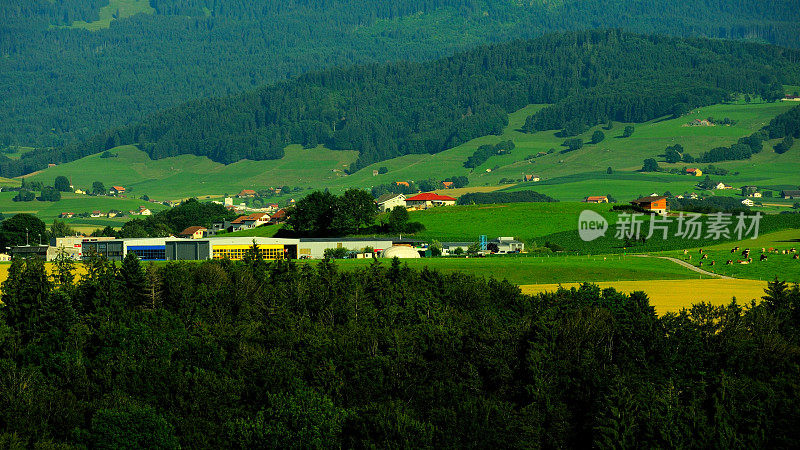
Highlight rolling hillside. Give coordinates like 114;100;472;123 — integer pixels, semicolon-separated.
29;100;799;202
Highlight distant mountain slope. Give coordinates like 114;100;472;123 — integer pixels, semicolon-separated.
7;30;799;178
2;0;800;148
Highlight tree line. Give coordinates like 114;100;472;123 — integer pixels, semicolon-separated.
1;253;800;447
4;31;800;178
3;0;800;151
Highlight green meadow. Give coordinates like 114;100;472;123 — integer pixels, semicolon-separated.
302;253;699;285
24;100;799;206
0;191;166;229
69;0;154;31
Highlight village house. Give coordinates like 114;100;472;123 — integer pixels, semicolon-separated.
237;189;256;198
686;168;703;177
109;186;126;196
90;211;104;218
750;192;763;198
405;193;456;209
231;213;271;230
139;207;152;216
740;185;759;196
714;182;733;190
271;209;288;223
524;175;540;182
395;181;410;187
741;199;755;207
74;189;86;195
781;189;800;199
441;181;454;189
583;196;608;204
630;195;668;215
376;193;406;212
690;193;699;199
178;226;207;239
107;211;118;218
59;212;75;219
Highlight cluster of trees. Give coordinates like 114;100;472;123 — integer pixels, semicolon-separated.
4;0;800;152
370;176;468;198
11;176;73;202
668;196;751;214
561;138;584;153
2;253;800;447
458;190;557;205
285;189;377;237
664;144;694;163
464;140;514;168
5;31;800;178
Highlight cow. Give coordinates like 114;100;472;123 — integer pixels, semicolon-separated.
760;254;768;261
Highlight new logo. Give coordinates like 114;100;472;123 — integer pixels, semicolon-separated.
578;210;608;242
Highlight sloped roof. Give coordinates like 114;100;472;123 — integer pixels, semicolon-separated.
406;193;456;202
231;213;269;224
631;195;667;204
376;193;404;204
585;196;608;201
111;186;125;190
179;226;207;235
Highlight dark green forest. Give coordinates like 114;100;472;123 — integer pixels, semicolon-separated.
2;0;800;150
1;254;800;447
4;31;800;177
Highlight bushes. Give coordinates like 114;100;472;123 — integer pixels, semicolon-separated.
458;191;558;205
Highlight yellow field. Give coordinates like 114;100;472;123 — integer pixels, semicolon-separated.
432;185;512;197
521;279;767;315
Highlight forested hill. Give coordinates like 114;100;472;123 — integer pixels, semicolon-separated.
2;1;800;149
5;31;799;178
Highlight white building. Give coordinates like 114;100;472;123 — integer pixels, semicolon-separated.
375;193;406;212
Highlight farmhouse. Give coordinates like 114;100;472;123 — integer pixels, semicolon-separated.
178;226;207;239
376;193;406;212
441;242;474;256
405;193;456;209
271;209;288;223
90;211;104;218
631;195;668;215
106;211;118;218
781;190;800;199
782;94;800;101
441;181;454;189
490;236;525;254
297;238;393;259
237;189;256;198
524;175;540;182
59;212;75;219
395;181;410;187
139;207;152;216
714;182;733;190
583;196;608;204
686;168;703;177
741;199;755;207
750;192;763;198
109;186;126;195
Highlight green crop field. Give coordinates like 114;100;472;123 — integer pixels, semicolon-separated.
69;0;155;31
302;253;700;285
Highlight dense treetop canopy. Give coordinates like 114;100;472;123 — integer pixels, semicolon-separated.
2;0;799;150
4;30;799;178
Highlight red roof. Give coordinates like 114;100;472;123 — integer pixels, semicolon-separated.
111;186;125;191
686;168;698;173
238;189;256;195
442;181;454;188
406;193;456;202
585;196;608;201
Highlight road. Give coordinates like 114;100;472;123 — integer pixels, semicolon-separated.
631;254;733;279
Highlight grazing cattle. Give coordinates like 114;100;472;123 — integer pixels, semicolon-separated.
701;254;708;259
794;254;799;260
687;255;692;260
699;249;703;254
683;249;688;255
760;254;768;261
726;260;733;265
739;260;750;265
761;248;766;253
710;260;716;266
699;261;703;267
790;247;796;253
731;248;736;253
742;249;750;257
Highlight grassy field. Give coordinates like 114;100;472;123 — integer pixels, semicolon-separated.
520;279;767;315
0;191;166;229
69;0;154;31
302;253;700;285
29;145;358;200
407;201;612;243
659;229;800;282
26;101;797;202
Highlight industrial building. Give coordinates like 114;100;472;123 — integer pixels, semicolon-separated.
166;237;300;261
82;238;169;261
297;238;394;259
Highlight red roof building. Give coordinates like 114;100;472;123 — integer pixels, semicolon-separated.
584;196;609;203
237;189;257;198
405;193;457;208
178;226;207;239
